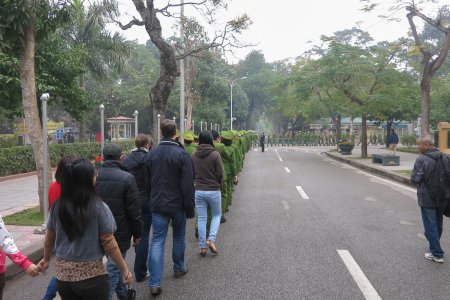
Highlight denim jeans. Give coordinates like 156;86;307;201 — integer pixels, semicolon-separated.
134;200;152;282
421;207;444;257
195;190;221;249
107;252;128;300
149;211;186;288
42;276;57;300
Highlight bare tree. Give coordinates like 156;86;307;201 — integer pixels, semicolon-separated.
118;0;250;135
406;4;450;134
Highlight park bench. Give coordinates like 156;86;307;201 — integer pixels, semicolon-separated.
371;154;400;166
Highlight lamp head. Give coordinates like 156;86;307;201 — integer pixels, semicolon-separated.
134;110;138;116
40;93;50;101
99;104;105;111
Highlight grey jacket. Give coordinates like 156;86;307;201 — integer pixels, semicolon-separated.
410;148;445;208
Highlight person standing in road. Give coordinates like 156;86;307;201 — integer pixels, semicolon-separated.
146;119;195;296
95;144;142;300
191;131;224;256
260;132;265;152
38;158;132;300
122;134;153;283
388;129;399;155
411;134;447;263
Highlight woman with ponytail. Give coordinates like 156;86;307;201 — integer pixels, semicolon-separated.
37;158;132;299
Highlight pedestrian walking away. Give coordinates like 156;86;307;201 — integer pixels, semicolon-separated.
145;119;195;296
37;158;133;300
40;156;76;300
122;134;153;283
260;132;265;152
388;129;399;155
411;134;447;263
96;144;142;300
191;131;224;257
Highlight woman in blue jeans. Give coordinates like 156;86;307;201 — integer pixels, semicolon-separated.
191;131;224;256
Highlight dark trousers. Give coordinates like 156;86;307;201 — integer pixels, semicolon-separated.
0;272;5;300
261;142;265;152
57;275;109;300
134;200;152;282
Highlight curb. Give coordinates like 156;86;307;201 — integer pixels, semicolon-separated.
0;171;38;183
5;240;43;280
323;152;415;188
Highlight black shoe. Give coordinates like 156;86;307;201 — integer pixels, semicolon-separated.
174;269;188;278
220;216;227;223
195;228;198;239
150;286;162;296
125;288;136;300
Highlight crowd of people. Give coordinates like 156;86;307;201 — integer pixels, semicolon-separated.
6;119;253;299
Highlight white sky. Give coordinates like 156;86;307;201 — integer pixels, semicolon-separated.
115;0;445;63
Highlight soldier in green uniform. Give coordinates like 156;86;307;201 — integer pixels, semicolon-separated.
212;130;230;223
183;132;196;155
221;131;237;210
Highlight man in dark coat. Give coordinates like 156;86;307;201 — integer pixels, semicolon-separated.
146;119;195;296
122;134;153;282
95;143;142;299
411;134;447;263
260;132;265;152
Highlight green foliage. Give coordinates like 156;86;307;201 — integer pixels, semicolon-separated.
0;134;18;148
401;133;418;147
0;140;134;177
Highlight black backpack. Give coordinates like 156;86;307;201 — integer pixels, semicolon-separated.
425;152;450;215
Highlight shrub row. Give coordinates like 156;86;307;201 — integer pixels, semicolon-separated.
0;140;134;177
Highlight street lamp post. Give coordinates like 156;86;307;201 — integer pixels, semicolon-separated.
200;121;203;131
99;104;105;156
133;110;138;137
40;93;50;221
157;114;161;143
227;76;247;130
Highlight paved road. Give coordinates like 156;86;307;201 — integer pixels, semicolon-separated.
5;146;450;299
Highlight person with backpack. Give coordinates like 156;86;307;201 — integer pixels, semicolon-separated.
411;134;448;263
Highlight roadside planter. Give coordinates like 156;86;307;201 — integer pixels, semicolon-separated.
338;142;354;155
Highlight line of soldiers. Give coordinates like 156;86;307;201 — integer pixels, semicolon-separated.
179;129;255;227
253;131;385;147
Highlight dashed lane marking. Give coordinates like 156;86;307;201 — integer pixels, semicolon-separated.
282;200;290;210
337;250;382;300
284;167;291;173
296;186;309;200
274;149;283;162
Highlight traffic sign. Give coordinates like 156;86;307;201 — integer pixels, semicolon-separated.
56;128;63;140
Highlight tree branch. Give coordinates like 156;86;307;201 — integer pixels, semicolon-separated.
117;17;145;30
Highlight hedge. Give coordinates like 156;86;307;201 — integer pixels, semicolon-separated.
0;140;134;177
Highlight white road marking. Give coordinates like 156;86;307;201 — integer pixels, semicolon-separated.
337;250;382;300
417;233;425;239
296;186;310;200
282;200;290;210
400;220;415;226
274;149;283;162
284;167;291;173
364;196;377;202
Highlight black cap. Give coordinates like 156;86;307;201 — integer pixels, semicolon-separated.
103;144;121;160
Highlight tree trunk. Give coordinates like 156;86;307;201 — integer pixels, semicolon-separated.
20;14;50;216
421;72;432;135
336;115;342;141
79;120;86;142
361;114;367;158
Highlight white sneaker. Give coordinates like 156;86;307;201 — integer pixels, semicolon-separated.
425;252;444;263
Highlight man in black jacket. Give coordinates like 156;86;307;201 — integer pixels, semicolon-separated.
95;143;142;300
123;134;153;282
411;134;446;263
146;119;195;296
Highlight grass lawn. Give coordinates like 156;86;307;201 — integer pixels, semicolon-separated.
3;206;43;226
393;170;412;177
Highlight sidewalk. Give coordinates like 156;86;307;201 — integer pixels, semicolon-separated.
0;145;419;280
323;145;418;188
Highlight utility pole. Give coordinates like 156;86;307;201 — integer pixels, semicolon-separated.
179;0;185;143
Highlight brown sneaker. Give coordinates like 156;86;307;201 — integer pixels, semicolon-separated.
206;240;218;254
